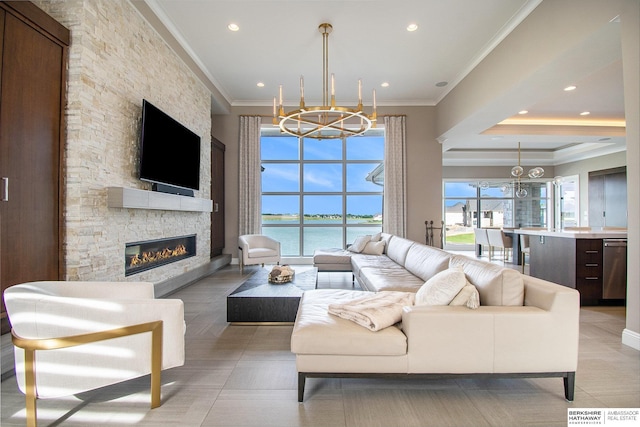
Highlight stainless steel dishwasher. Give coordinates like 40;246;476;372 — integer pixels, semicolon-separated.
602;239;627;300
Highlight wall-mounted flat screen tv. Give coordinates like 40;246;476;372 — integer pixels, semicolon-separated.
139;99;201;192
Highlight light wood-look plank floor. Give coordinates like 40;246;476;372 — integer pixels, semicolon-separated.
1;263;638;426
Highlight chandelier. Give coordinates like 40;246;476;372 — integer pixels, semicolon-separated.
510;142;545;198
479;142;562;199
272;23;377;139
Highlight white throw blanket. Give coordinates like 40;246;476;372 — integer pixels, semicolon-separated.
328;291;415;332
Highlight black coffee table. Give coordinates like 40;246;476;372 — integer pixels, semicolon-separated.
227;267;318;323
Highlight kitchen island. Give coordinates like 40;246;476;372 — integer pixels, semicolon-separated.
516;228;627;305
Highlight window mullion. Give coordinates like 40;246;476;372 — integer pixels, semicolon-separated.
299;137;304;256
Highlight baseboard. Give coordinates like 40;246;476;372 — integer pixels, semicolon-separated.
622;328;640;351
155;255;231;297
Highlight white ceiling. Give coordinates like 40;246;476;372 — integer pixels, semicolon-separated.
141;0;626;166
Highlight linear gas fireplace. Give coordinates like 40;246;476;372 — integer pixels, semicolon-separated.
125;235;196;276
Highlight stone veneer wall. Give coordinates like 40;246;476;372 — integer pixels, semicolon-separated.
33;0;212;283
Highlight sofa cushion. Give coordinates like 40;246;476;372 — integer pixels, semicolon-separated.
348;235;372;253
386;236;415;266
380;233;393;253
449;255;524;306
351;253;399;273
291;289;408;356
404;243;452;281
313;248;352;265
359;267;426;293
415;266;467;306
362;240;385;255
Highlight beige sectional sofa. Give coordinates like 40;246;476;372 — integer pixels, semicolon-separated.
292;234;580;401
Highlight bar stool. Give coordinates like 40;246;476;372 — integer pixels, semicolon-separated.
487;228;512;262
520;234;530;273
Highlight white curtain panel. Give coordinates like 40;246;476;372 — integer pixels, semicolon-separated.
238;116;262;235
383;115;407;237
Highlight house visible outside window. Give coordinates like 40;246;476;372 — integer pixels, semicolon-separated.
443;180;549;249
261;130;384;257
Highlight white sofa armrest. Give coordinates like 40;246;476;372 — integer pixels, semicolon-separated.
402;305;496;373
522;275;580;312
402;291;579;374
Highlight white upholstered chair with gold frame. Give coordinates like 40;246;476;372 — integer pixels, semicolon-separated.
4;281;185;427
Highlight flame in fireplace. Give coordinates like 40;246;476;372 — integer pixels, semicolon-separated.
129;244;188;268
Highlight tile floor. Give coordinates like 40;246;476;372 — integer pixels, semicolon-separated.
1;260;639;426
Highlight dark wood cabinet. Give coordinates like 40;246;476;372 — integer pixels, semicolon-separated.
530;235;604;305
0;1;69;334
210;137;225;257
529;235;576;289
575;239;603;305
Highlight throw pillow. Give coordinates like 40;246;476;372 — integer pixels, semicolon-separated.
362;240;385;255
449;284;480;309
415;266;467;306
347;235;371;253
371;232;382;242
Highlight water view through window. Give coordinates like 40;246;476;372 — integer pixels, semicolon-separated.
261;133;384;257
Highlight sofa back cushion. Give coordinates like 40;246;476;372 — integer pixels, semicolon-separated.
449;255;524;306
404;243;452;281
380;233;393;253
386;236;415;266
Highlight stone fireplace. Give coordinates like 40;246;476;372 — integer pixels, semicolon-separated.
125;235;196;276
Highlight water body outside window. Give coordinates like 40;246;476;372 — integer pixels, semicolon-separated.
261;132;384;257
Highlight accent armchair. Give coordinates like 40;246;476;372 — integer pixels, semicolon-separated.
238;234;281;273
4;281;185;427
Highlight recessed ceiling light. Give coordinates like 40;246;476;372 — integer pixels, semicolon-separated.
381;82;389;87
435;81;448;87
407;23;418;32
518;110;528;115
580;111;590;116
228;23;239;32
564;85;577;91
256;82;265;88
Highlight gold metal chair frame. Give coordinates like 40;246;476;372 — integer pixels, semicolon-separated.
11;320;163;427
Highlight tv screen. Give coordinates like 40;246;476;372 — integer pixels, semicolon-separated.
140;99;201;191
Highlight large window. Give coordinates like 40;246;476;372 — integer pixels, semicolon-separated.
261;132;384;257
443;180;550;249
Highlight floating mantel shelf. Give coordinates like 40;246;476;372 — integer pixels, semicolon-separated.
107;187;213;213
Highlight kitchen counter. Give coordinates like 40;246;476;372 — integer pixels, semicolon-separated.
514;228;627;239
515;229;627;305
